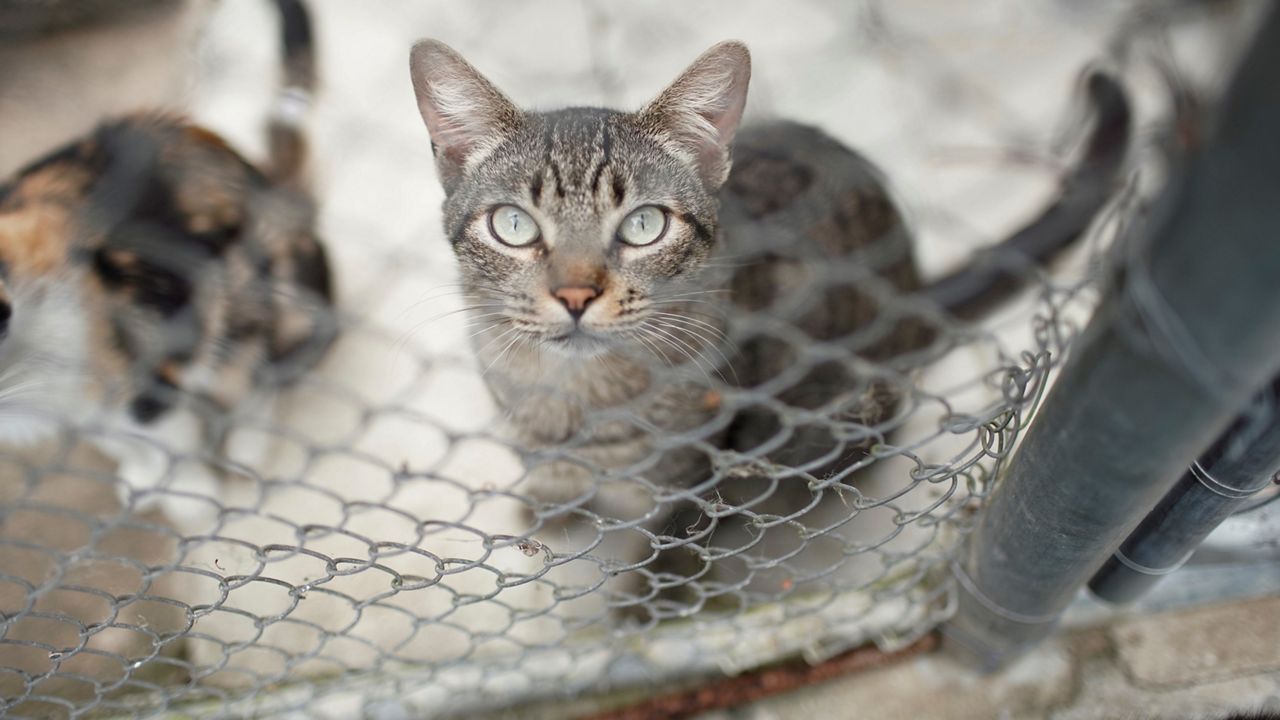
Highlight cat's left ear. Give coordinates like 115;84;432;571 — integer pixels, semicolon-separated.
410;40;523;190
636;41;751;188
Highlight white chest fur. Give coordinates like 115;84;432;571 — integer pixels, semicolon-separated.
0;274;93;445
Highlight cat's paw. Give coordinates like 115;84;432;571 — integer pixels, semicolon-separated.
162;462;222;532
115;455;222;532
106;438;169;510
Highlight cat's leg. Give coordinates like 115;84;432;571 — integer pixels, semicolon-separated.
522;435;667;519
524;454;682;623
94;407;222;532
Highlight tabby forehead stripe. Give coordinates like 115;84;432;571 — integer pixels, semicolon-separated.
549;160;567;199
530;172;544;207
611;174;626;206
541;120;568;199
589;124;613;201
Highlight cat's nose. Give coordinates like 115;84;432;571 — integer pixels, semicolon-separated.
553;285;601;320
0;301;11;338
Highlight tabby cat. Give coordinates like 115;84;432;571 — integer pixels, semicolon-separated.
0;0;333;525
407;40;1129;586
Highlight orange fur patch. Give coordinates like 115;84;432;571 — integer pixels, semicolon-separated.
0;204;73;277
7;160;94;208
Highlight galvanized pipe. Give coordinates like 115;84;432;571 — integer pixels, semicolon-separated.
943;2;1280;669
1088;377;1280;604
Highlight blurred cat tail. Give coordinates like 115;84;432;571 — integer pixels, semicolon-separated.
922;69;1133;321
267;0;316;190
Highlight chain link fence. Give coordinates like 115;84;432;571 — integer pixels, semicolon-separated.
0;1;1264;717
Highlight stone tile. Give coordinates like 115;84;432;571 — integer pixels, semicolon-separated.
1051;655;1280;720
1112;596;1280;688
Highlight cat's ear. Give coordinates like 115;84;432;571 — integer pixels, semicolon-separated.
409;40;523;189
637;41;751;188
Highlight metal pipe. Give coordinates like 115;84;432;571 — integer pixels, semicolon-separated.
943;2;1280;669
1088;378;1280;604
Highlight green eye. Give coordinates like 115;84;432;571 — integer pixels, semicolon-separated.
617;206;669;246
488;205;540;247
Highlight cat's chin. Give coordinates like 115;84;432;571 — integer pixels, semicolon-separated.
541;330;613;359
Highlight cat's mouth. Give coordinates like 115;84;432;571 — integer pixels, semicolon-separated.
543;327;613;357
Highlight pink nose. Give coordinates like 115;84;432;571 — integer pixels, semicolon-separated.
553;285;600;319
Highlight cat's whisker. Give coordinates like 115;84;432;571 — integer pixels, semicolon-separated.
462;310;510;325
0;366;26;383
649;311;737;352
637;325;717;387
18;351;83;372
645;304;733;342
475;325;521;362
480;332;526;382
465;316;511;341
648;310;725;334
628;330;673;371
418;302;508;324
650;323;728;386
699;260;752;269
654;288;731;302
647;297;729;313
647;317;739;385
403;283;507;313
595;351;624;381
0;377;61;408
392;304;508;354
648;316;737;364
0;382;47;401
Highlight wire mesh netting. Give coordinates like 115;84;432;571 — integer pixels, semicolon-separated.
0;1;1261;718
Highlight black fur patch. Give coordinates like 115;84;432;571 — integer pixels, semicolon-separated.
128;371;180;424
291;236;334;304
611;175;626;207
589;126;613;197
549;160;567;198
530;173;544;206
91;246;194;318
681;212;714;246
128;392;170;424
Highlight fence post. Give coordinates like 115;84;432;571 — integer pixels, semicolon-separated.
1087;377;1280;604
942;1;1280;669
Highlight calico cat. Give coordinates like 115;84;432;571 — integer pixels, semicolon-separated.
0;0;333;525
407;40;1129;590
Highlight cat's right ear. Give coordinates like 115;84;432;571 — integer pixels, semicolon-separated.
409;40;522;190
636;41;751;189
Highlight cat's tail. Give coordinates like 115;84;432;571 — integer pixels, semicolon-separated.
266;0;316;191
922;70;1133;321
